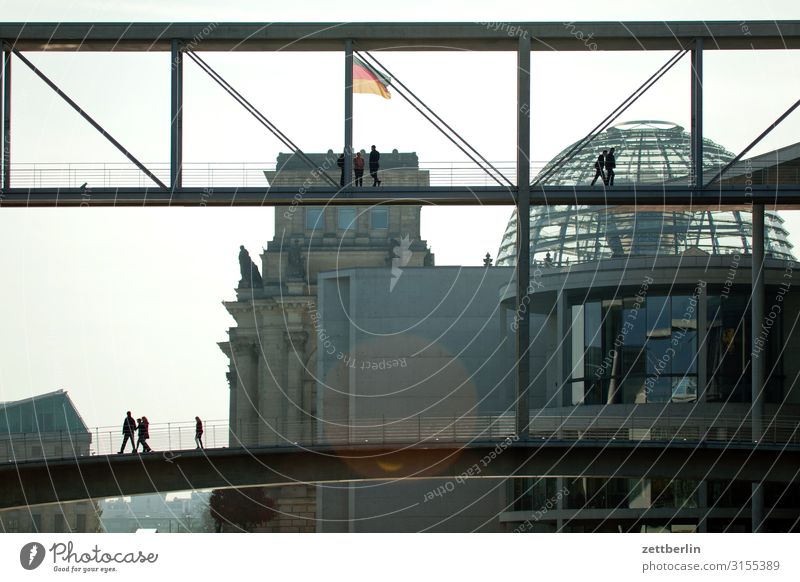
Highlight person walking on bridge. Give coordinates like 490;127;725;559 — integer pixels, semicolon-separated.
118;411;137;454
591;151;607;186
369;145;381;186
353;151;365;187
136;416;152;453
195;416;204;450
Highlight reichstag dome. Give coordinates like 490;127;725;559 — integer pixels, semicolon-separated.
496;120;794;266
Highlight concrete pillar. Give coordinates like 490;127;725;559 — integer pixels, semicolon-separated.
751;204;765;531
515;33;531;439
170;39;183;189
690;38;703;187
2;44;10;190
343;39;353;189
697;281;708;401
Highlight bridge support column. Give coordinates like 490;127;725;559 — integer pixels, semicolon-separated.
1;42;10;190
515;33;531;440
752;203;765;532
343;39;353;190
170;39;183;189
690;38;703;187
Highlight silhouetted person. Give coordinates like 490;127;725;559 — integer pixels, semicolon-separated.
369;145;381;186
591;151;607;186
195;416;204;449
354;152;365;186
544;252;553;266
605;147;616;186
337;153;345;186
136;416;151;453
118;411;137;454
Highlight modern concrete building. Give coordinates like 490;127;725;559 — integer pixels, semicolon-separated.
495;121;800;533
221;126;800;532
0;390;100;533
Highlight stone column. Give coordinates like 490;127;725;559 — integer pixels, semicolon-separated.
231;342;259;446
286;331;308;443
258;328;288;446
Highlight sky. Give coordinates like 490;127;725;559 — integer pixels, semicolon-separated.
1;0;800;430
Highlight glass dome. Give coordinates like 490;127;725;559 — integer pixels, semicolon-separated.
496;120;794;266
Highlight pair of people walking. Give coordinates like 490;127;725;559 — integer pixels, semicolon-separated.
117;412;204;453
590;147;616;186
118;411;150;453
337;146;382;187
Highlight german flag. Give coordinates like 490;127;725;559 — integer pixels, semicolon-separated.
353;56;391;99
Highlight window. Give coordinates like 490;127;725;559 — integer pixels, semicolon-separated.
76;514;87;532
370;208;388;229
338;208;356;231
54;513;65;533
305;208;324;230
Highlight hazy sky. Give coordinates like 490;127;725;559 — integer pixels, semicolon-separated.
1;0;800;430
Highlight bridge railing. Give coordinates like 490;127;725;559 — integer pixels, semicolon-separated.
2;411;799;463
6;160;777;190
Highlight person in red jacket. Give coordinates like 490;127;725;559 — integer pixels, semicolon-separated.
136;416;151;453
353;152;365;187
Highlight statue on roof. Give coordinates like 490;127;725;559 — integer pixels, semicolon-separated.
238;245;264;288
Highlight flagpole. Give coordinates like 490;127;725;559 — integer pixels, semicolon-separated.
344;39;354;192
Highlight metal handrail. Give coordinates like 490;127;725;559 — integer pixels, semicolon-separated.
9;160;784;190
2;412;798;463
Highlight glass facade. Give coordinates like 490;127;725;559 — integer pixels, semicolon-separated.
569;293;703;405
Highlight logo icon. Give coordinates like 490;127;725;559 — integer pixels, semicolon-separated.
20;542;46;570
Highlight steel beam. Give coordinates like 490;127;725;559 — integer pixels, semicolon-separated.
3;185;800;208
690;38;703;187
2;44;9;190
516;34;531;439
343;39;353;191
2;441;799;510
170;39;183;189
751;203;765;532
1;22;799;52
